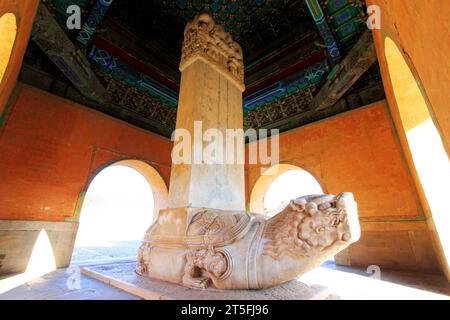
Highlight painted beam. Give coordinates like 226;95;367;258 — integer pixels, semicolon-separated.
89;44;179;108
305;0;341;62
32;3;109;104
76;0;113;46
243;59;330;111
309;29;377;111
92;35;180;92
245;31;319;77
244;50;327;96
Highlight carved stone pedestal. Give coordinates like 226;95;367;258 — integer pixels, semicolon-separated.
137;193;360;290
136;14;361;291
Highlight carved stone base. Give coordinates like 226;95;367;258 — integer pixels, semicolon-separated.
137;193;360;290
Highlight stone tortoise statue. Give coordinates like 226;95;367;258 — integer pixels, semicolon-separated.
136;192;360;290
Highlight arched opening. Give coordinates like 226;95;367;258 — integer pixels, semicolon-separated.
250;164;324;216
384;37;450;277
264;169;324;216
0;13;17;85
71;160;168;265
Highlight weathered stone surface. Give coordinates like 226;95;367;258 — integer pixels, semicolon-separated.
138;14;361;291
138;193;360;290
180;13;244;90
167;14;245;211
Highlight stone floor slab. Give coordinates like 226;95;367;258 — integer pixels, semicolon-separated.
0;269;141;300
81;262;333;300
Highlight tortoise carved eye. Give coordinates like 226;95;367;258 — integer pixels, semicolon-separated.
315;226;325;233
318;202;331;210
318;201;336;211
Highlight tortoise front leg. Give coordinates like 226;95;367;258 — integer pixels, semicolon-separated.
182;251;211;289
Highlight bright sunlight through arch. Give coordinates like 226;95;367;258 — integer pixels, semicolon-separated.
263;169;323;216
72;165;154;264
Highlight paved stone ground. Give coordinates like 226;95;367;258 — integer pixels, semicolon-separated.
81;262;450;300
0;269;141;300
81;262;333;300
321;260;450;297
1;260;449;300
71;240;140;265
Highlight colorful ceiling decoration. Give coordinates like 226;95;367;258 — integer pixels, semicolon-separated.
89;44;179;108
25;0;380;138
89;39;327;112
321;0;367;51
32;3;109;104
76;0;113;45
99;73;178;128
105;0;317;65
81;0;337;114
245;35;324;89
243;59;329;111
305;0;341;62
244;85;316;129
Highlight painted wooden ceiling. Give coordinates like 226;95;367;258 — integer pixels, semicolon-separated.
23;0;383;138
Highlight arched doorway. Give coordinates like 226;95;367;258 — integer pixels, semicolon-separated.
384;37;450;277
250;164;324;216
71;160;168;265
250;164;335;265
